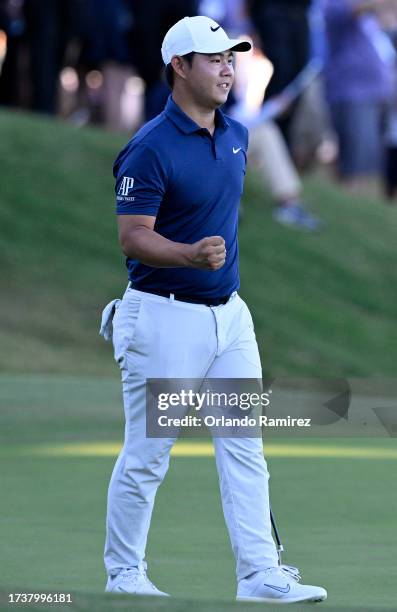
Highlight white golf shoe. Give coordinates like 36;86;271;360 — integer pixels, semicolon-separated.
105;567;169;596
237;565;327;604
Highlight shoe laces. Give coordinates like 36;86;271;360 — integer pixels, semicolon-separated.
119;567;158;591
279;564;302;583
118;568;141;584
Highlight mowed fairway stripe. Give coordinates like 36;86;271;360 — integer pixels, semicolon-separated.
15;442;397;459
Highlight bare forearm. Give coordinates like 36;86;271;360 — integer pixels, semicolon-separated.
120;226;192;268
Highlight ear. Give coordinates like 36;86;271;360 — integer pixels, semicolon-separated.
171;56;190;81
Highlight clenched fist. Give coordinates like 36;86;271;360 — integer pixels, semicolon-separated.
188;236;227;271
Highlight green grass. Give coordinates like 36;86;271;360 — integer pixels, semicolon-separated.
0;375;397;610
0;110;396;376
0;452;396;611
0;111;397;610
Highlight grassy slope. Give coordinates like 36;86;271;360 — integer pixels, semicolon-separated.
0;109;396;376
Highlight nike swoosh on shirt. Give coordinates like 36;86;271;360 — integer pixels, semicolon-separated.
211;25;221;32
233;147;242;154
262;583;291;594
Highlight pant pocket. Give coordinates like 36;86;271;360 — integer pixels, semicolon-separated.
99;299;121;341
112;296;144;366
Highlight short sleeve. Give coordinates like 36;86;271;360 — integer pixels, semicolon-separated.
115;144;167;216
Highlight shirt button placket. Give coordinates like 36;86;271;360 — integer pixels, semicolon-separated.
213;140;222;161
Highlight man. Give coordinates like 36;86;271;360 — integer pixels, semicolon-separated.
323;0;394;192
101;15;327;604
132;0;199;119
248;0;312;147
247;0;323;230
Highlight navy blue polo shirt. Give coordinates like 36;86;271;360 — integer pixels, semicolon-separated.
114;96;248;299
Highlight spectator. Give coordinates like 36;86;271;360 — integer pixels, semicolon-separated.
1;0;72;114
384;58;397;200
132;0;199;120
384;91;397;200
72;0;135;130
379;2;397;199
213;0;322;230
248;119;321;230
23;0;72;114
1;0;136;123
0;0;27;107
248;0;312;147
289;0;334;171
323;0;395;192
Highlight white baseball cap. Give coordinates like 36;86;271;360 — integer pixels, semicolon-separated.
161;15;252;66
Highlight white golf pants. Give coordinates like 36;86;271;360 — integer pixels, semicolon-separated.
103;288;278;581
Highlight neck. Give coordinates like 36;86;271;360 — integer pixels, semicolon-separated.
172;89;216;135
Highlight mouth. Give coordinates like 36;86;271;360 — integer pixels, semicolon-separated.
217;83;231;91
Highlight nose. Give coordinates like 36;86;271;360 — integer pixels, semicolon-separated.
221;60;233;77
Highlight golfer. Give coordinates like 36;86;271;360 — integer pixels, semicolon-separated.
102;16;327;604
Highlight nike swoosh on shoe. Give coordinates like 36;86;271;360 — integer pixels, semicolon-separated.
262;583;291;593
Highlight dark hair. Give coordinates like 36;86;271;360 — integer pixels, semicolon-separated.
164;52;195;88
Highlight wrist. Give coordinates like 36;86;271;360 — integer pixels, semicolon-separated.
179;243;195;268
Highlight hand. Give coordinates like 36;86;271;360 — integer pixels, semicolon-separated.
188;236;227;271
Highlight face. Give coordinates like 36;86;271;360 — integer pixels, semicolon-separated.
179;51;235;109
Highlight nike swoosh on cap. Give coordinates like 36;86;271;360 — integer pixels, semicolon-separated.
262;583;291;594
233;147;242;154
211;25;221;32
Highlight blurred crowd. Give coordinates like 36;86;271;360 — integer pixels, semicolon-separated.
1;0;397;228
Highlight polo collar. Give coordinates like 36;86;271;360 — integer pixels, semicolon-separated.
164;96;230;135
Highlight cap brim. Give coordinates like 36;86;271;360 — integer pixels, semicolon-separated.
229;39;252;53
194;38;252;55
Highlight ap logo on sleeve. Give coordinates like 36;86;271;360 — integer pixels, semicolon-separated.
118;176;135;198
